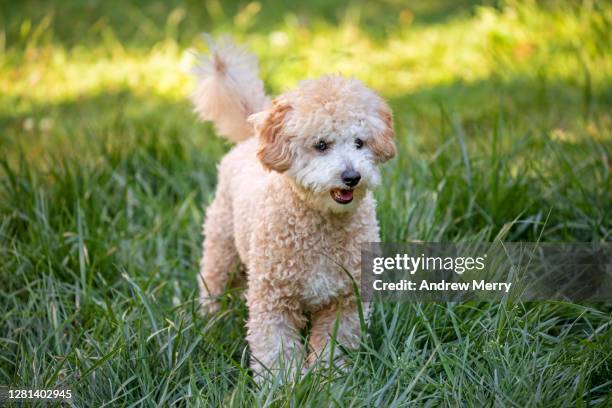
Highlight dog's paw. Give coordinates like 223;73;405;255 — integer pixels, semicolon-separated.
199;297;221;315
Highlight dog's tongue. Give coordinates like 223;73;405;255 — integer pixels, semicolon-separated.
337;189;353;201
331;188;354;204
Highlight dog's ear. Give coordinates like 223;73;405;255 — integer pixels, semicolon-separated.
251;101;293;172
369;102;396;163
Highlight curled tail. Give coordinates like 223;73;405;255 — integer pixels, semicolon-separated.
190;36;271;143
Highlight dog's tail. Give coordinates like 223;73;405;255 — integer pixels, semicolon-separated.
190;36;270;143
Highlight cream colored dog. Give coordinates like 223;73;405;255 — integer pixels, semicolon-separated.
191;38;395;379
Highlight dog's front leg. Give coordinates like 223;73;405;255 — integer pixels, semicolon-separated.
306;296;363;369
246;286;306;382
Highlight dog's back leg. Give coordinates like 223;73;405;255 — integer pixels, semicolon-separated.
198;188;239;314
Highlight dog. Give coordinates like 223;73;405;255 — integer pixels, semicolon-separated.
191;37;396;380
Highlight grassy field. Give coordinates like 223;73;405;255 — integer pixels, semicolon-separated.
1;0;611;406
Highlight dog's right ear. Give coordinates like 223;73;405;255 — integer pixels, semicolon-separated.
250;101;293;172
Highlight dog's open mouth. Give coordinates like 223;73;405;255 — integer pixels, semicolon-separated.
330;188;354;204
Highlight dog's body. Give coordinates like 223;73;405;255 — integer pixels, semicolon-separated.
191;38;395;378
201;137;379;373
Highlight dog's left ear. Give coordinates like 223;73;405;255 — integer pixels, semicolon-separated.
369;102;396;163
250;100;293;172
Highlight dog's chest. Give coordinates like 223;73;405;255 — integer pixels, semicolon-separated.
300;256;352;309
298;223;360;310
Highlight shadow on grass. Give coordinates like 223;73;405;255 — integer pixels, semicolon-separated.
382;78;610;242
0;90;227;169
390;76;612;123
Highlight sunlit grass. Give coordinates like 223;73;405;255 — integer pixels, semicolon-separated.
2;1;610;103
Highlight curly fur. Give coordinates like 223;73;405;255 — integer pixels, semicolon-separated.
192;37;395;380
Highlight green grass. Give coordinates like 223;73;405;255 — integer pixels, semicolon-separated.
1;0;611;406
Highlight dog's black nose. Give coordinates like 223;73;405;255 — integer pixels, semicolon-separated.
341;169;361;187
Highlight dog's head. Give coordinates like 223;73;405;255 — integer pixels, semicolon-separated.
249;75;396;212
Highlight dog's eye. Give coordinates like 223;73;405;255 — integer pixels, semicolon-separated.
314;140;328;152
355;138;364;149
